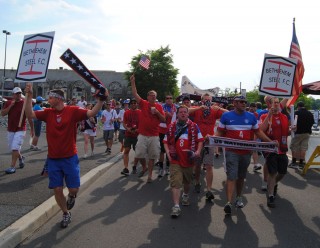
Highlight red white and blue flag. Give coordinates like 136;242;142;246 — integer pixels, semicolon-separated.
287;18;304;106
60;48;107;99
139;55;150;70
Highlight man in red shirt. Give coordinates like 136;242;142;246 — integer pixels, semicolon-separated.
189;93;228;202
1;87;34;174
259;97;290;208
164;105;203;217
130;75;165;182
121;98;141;175
24;83;106;228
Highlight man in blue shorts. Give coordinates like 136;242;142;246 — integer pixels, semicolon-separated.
25;83;107;228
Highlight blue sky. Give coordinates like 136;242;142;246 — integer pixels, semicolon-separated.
1;0;320;95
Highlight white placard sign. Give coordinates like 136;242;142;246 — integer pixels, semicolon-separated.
259;54;297;97
15;31;55;83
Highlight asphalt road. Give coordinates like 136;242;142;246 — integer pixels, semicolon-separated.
17;137;320;247
0;125;121;232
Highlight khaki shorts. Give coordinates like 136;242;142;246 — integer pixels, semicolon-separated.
290;133;310;152
135;135;160;160
170;164;193;189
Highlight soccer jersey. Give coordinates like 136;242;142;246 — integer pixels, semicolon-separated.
35;106;87;158
193;108;223;137
138;99;164;136
164;122;204;167
218;111;258;154
123;109;141;138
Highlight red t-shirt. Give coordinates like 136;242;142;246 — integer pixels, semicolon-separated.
35;106;87;158
4;100;27;132
123;109;141;138
193;108;223;137
260;113;288;154
138;99;164;136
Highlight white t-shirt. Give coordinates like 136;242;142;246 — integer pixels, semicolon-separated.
101;109;118;130
118;109;126;130
77;100;87;109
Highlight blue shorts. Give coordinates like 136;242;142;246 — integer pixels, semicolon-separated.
33;119;42;137
47;154;80;189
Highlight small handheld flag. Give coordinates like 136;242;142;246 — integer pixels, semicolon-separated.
60;49;108;100
138;55;150;70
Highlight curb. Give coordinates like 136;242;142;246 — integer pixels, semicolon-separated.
0;153;122;248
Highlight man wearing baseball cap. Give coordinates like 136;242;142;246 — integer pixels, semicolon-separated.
1;87;34;174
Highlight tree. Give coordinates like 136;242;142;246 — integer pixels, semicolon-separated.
124;46;179;101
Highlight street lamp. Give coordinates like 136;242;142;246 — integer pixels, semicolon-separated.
3;30;11;79
2;30;10;97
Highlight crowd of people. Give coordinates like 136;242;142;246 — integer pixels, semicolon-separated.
1;81;315;227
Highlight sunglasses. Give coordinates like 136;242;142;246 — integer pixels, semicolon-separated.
166;97;172;99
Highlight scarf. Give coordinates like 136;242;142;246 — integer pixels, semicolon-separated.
167;119;197;161
203;100;211;118
267;113;288;153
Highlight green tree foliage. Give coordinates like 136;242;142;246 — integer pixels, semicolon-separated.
124;46;179;101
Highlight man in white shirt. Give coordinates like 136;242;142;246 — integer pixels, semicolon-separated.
77;96;87;109
101;101;118;154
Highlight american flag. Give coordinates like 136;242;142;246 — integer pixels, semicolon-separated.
287;18;304;106
60;48;107;99
139;55;150;70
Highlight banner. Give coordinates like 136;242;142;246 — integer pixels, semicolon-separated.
207;136;278;153
15;31;55;82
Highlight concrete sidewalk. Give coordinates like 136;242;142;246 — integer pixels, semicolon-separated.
0;127;123;247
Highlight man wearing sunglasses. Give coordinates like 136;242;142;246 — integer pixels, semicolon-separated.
215;95;273;215
1;87;34;174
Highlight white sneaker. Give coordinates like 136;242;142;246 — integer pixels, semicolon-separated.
253;163;262;172
91;152;94;157
83;154;88;159
261;181;267;191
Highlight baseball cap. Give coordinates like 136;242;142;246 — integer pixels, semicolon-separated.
182;96;190;101
12;87;22;94
130;98;137;103
36;96;45;102
233;95;247;102
123;99;130;104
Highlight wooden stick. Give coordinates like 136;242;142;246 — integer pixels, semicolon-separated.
18;92;28;127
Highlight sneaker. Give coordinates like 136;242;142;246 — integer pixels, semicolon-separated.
5;167;16;174
60;212;71;228
83;154;88;159
158;168;164;178
267;195;275;208
273;184;278;197
30;145;41;151
224;202;232;215
171;206;181;218
288;162;298;169
91;152;94;157
19;156;25;169
253;163;262;172
205;191;215;203
105;148;109;153
235;196;244;208
194;183;201;193
261;181;268;191
298;163;305;170
67;194;76;210
132;166;137;174
106;148;111;155
181;194;190;206
121;168;130;176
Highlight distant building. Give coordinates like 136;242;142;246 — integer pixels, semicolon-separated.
0;68;131;102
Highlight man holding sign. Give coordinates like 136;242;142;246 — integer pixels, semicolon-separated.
1;87;34;174
24;83;107;228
